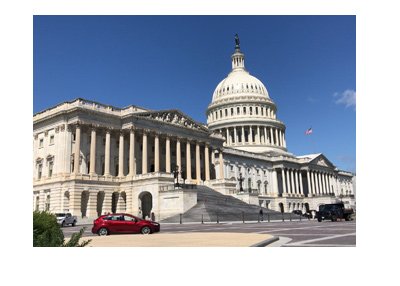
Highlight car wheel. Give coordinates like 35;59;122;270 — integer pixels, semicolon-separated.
61;221;65;227
72;221;76;227
141;226;151;235
317;218;322;222
98;228;108;236
331;215;337;222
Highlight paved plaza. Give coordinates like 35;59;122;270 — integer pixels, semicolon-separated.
64;220;356;247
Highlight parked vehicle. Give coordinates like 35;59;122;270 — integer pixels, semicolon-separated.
316;203;354;222
292;210;303;216
56;213;77;227
91;213;160;236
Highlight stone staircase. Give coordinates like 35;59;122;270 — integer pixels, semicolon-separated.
160;185;283;223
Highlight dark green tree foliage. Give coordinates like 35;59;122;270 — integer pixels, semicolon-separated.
33;211;91;247
33;211;64;247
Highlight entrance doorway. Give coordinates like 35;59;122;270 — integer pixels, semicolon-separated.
139;191;153;219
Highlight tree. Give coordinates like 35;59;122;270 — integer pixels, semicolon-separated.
33;211;91;247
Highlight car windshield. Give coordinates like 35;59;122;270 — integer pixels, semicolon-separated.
55;213;66;217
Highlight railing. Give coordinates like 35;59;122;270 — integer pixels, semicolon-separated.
164;211;317;224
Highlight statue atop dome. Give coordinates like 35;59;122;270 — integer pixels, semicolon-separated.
234;33;240;49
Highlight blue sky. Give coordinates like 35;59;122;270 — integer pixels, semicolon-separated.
33;15;356;172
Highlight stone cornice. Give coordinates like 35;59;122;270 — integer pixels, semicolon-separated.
208;95;275;110
208;118;286;129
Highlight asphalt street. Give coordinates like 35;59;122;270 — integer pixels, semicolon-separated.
63;219;356;247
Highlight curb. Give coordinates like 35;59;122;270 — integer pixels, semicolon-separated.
250;236;280;247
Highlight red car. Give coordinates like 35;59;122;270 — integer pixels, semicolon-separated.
91;213;160;236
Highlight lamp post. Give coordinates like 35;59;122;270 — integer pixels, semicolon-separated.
237;172;244;193
173;165;180;188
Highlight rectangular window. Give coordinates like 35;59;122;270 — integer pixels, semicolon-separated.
49;135;54;145
38;164;42;179
48;161;53;178
39;139;44;148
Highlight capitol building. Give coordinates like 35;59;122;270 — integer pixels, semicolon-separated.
33;38;355;221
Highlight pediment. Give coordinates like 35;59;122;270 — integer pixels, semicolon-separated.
310;154;335;169
135;110;209;132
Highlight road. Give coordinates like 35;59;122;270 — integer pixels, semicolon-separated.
63;219;356;247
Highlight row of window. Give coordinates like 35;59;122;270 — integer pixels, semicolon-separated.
208;105;275;122
215;83;267;96
38;135;55;148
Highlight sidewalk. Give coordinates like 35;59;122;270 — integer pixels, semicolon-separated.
81;232;275;247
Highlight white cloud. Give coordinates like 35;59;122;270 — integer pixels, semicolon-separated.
334;89;356;109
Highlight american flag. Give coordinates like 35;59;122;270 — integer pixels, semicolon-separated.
305;127;313;135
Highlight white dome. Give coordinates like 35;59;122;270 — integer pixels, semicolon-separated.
212;69;270;102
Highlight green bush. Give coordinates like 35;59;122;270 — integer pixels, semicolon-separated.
33;211;91;247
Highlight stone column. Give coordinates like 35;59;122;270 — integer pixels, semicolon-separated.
294;170;299;194
73;125;81;175
225;128;229;146
205;144;210;181
249;126;253;143
118;132;124;177
280;130;283;147
286;169;291;194
283;132;286;147
89;127;96;175
196;142;201;183
104;129;111;176
310;171;315;196
241;126;245;143
154;134;160;172
219;150;224;180
290;169;295;195
321;173;326;194
142;131;147;174
281;168;287;195
165;136;171;173
129;129;136;176
257;126;261;144
234;127;237;144
270;127;274;145
186;140;192;181
318;172;323;195
264;127;268;144
176;138;181;173
299;171;304;195
306;170;312;196
275;128;280;146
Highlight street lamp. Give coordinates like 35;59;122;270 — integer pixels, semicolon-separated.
237;172;244;192
173;165;180;188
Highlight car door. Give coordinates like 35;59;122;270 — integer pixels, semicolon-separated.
106;215;124;233
122;215;140;233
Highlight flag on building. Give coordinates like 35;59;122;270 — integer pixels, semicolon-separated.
305;127;313;135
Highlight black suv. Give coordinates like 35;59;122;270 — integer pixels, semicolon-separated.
316;203;353;222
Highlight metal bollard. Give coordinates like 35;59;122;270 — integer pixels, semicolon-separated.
242;211;245;223
268;213;270;222
201;214;204;224
290;213;292;222
180;214;182;224
217;213;219;224
282;213;285;222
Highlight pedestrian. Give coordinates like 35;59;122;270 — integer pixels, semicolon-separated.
259;209;264;221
